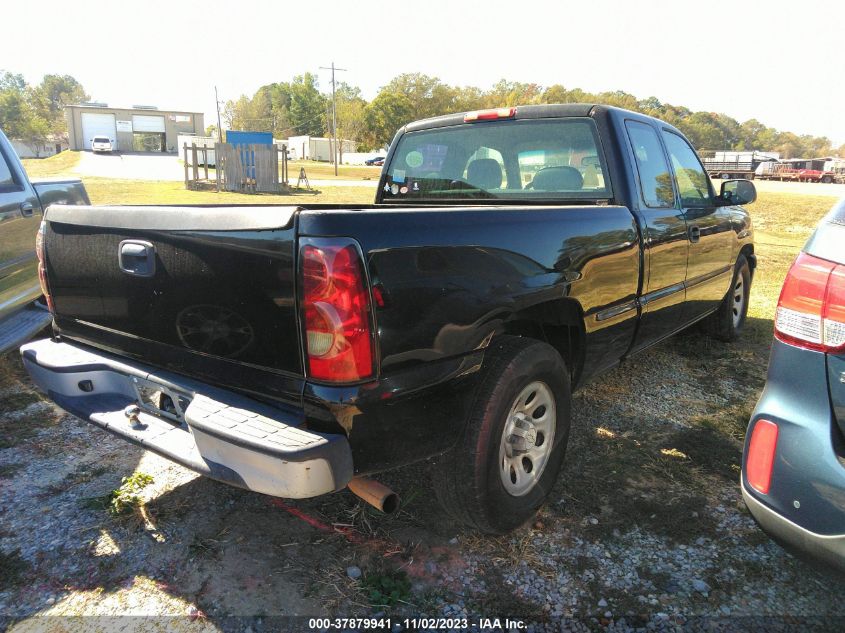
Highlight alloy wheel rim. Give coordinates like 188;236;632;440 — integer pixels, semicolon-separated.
498;381;556;497
732;276;745;328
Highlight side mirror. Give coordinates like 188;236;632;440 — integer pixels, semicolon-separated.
719;179;756;205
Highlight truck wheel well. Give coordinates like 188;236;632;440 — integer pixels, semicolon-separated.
500;299;585;382
739;244;755;277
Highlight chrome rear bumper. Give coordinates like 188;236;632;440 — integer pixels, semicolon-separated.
21;338;353;498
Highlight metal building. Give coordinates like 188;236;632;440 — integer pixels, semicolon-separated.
65;104;205;153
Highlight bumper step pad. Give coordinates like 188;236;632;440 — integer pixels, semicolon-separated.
0;304;52;354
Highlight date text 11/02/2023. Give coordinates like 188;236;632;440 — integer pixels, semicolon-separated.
307;617;527;630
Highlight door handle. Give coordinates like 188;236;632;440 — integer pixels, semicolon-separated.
20;202;34;217
688;225;701;243
118;240;156;277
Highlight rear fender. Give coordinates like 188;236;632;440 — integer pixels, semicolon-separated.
32;179;90;208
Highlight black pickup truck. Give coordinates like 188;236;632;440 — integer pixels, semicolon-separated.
21;104;756;533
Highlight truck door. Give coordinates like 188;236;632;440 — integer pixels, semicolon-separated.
0;139;41;319
661;130;733;321
624;120;689;352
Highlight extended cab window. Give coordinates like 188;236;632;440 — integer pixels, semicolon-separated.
0;148;16;191
661;131;713;207
384;118;610;202
626;121;674;208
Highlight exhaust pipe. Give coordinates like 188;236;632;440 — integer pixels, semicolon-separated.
347;477;400;514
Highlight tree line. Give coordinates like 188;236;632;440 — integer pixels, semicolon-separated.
224;72;843;158
0;71;89;155
1;70;841;160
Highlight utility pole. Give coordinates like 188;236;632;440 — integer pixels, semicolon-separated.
214;86;223;142
319;62;347;176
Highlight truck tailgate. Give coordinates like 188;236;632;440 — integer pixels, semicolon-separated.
43;205;304;404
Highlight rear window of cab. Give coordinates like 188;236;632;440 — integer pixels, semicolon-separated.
383;118;611;202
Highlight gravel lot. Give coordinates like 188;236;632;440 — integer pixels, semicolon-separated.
2;316;845;632
1;181;843;633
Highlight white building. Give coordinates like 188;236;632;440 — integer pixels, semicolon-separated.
10;138;68;159
286;136;357;162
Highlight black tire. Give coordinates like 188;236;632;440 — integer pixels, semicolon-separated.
822;175;833;184
703;255;751;342
433;335;571;533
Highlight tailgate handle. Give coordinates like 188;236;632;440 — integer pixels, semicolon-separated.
118;240;156;277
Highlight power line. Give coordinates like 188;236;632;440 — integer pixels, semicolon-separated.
319;62;347;175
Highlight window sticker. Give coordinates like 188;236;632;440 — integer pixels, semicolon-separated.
392;169;406;183
405;151;424;168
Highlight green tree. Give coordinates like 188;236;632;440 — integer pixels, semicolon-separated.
288;73;326;136
484;80;542;108
363;91;413;148
0;72;52;155
32;74;89;142
333;83;367;157
380;73;445;120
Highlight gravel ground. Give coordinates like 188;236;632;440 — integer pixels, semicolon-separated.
2;323;845;632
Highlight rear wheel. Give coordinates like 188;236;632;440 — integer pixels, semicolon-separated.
433;336;571;533
703;255;751;341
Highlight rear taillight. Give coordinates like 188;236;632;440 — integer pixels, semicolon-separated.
746;419;779;495
300;238;374;383
775;252;845;352
35;221;54;314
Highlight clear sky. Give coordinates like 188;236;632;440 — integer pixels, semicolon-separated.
3;0;843;144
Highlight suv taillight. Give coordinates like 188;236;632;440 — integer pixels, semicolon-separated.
300;238;374;383
35;221;54;314
775;252;845;352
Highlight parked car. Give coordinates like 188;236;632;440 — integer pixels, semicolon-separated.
365;156;385;166
742;197;845;569
21;104;756;533
0;128;89;354
90;136;114;153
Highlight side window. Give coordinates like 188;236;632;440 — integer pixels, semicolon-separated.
625;121;675;208
0;147;16;191
662;131;712;207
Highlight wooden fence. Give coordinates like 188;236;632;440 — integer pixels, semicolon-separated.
183;142;289;193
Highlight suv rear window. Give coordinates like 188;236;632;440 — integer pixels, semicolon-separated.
383;118;611;202
93;137;110;143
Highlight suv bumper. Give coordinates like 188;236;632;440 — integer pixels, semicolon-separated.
742;480;845;569
20;338;353;498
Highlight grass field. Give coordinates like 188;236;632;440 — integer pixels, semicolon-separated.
286;160;382;180
744;192;834;330
20;151;80;179
81;178;376;206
